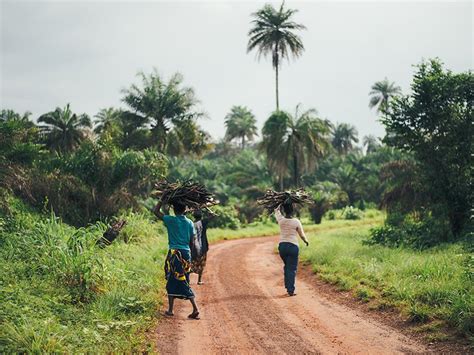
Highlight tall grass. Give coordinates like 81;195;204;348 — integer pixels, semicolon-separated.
0;198;167;353
300;223;473;338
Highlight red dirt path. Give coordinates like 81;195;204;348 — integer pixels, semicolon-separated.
155;236;427;354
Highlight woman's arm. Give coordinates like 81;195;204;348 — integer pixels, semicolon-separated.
153;201;167;220
274;206;284;223
296;221;309;246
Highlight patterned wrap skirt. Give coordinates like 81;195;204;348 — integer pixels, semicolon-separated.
191;253;207;275
164;249;195;299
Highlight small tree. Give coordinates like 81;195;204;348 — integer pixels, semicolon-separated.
224;106;258;148
369;78;401;114
121;69;202;152
261;105;331;188
331;123;359;155
38;104;92;153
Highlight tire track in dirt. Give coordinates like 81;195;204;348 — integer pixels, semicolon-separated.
155;236;427;354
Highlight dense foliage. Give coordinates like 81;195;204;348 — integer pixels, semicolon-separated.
1;59;470;245
370;59;473;247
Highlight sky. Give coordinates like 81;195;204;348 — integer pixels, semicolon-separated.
1;0;472;142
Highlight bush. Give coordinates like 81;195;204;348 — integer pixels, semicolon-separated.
341;206;364;220
325;210;336;220
207;205;240;230
368;214;453;249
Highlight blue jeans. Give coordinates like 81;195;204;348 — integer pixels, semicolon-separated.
278;242;299;294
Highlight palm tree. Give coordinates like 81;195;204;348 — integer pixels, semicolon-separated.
94;107;122;134
331;123;359;155
247;2;306;111
38;104;92;153
369;78;401;113
224;106;258;148
167;119;211;157
330;164;359;205
363;135;381;154
261;105;331;188
122;69;201;151
0;109;32;122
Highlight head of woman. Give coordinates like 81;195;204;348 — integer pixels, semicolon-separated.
193;209;203;221
172;202;186;215
281;203;294;218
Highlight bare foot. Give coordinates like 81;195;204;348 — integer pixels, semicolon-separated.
188;311;200;320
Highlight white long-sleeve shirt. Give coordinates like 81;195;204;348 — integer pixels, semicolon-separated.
275;208;307;246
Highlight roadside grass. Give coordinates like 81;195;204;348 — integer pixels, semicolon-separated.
300;223;473;340
208;209;384;243
0;198;167;353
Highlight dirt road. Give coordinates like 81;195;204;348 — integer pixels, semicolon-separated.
155;236;426;354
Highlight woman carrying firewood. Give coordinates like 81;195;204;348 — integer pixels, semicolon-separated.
274;203;309;296
190;210;212;285
258;189;312;296
154;200;200;319
152;179;218;319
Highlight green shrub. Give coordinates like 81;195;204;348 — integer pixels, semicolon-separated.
207;205;241;230
326;210;336;220
341;206;364;220
368;214;453;249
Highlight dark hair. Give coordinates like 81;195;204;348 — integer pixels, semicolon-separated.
172;202;186;215
282;203;294;216
193;209;203;220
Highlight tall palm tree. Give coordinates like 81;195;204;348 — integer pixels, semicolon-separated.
224;106;258;148
122;69;201;151
247;2;306;111
261;105;331;188
363;134;381;154
331;123;359;155
94;107;122;134
369;78;401;113
38;104;92;153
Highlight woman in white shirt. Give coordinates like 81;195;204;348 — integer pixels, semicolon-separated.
274;203;309;296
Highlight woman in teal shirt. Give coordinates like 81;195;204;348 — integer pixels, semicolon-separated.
154;200;200;319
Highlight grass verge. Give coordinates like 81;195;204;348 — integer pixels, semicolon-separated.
0;198;168;353
300;222;473;342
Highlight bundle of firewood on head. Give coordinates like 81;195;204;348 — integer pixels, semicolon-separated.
257;188;314;213
152;179;218;212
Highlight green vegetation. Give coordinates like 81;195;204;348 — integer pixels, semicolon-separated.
224;106;258;149
1;0;471;350
261;105;331;188
301;221;473;338
372;60;473;247
0;197;167;353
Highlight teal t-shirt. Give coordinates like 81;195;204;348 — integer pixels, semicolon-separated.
163;215;195;251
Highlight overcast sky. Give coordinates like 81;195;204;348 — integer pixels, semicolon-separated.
1;0;472;141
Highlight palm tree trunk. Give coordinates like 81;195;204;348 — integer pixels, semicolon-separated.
279;173;284;190
275;63;280;111
241;135;245;149
293;152;298;187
